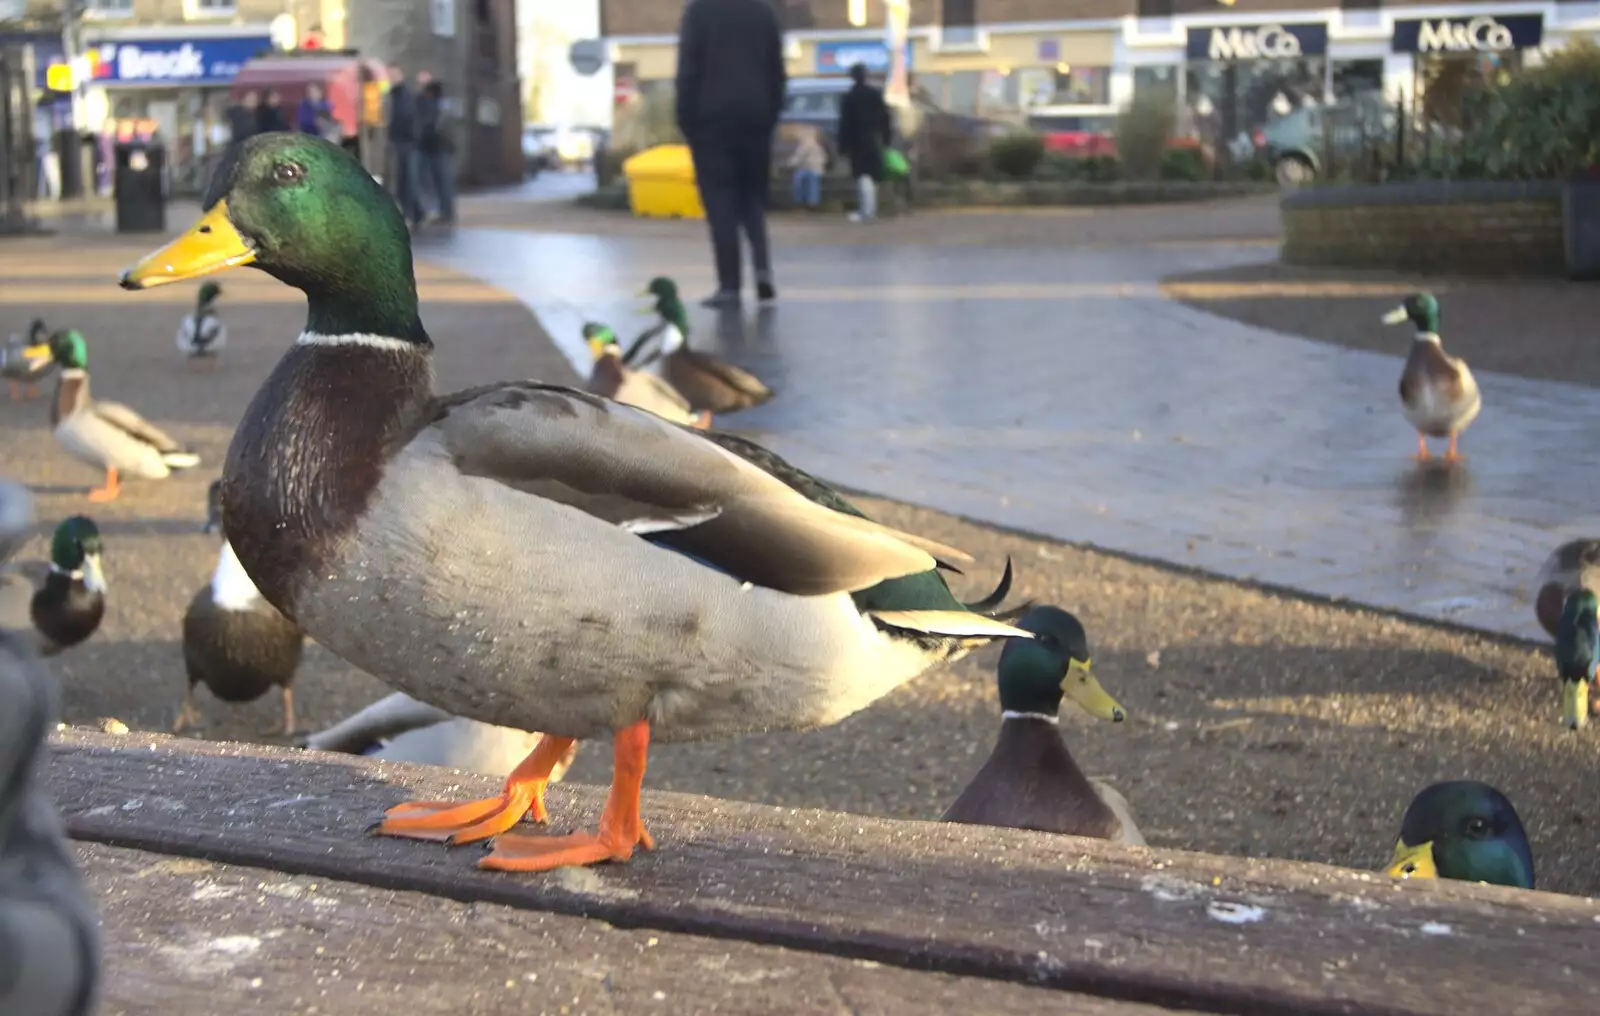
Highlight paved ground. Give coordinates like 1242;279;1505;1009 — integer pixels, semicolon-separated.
4;216;1597;899
1164;260;1600;388
420;195;1598;645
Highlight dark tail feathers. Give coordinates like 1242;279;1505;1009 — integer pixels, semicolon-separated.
960;556;1034;620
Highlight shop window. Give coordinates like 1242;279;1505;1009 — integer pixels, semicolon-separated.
1134;65;1179;102
1332;60;1383;103
187;0;236;14
942;0;978;47
947;70;980;115
85;0;133;14
1137;0;1175;18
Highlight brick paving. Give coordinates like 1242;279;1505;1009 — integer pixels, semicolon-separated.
423;194;1595;644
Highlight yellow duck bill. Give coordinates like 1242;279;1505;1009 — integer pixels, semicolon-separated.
1562;680;1590;731
118;201;256;290
1061;658;1126;723
1381;305;1411;325
1387;839;1437;880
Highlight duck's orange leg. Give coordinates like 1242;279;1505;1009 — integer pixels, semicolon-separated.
1412;434;1431;462
1444;433;1463;463
371;731;578;845
86;468;120;502
480;719;655;872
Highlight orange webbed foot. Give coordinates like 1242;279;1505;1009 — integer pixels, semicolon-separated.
370;732;576;846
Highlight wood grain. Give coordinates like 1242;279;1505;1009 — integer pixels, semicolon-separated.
86;842;1177;1016
49;730;1600;1016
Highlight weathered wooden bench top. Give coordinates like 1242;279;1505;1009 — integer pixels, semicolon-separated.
49;729;1600;1016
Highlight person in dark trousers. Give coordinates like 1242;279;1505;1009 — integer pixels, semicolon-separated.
255;89;288;134
837;63;891;223
226;90;259;144
675;0;787;308
416;79;456;226
386;69;423;227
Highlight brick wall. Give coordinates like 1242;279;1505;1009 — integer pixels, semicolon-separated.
1280;182;1565;277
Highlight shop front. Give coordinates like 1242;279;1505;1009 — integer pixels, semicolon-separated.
1392;13;1543;124
1182;22;1328;162
82;31;275;195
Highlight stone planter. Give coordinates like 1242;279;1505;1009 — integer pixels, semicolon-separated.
1280;181;1565;276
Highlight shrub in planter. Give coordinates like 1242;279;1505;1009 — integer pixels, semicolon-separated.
1454;38;1600;180
989;132;1046;180
1116;89;1178;181
1158;146;1205;182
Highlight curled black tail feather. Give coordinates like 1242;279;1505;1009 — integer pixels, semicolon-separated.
961;556;1014;614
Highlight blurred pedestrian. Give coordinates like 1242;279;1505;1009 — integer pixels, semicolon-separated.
386;68;424;227
786;124;825;210
255;89;288;134
296;83;335;137
416;78;456;226
226;90;259;144
675;0;787;308
837;63;890;223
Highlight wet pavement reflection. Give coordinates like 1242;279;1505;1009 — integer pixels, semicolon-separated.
414;226;1600;643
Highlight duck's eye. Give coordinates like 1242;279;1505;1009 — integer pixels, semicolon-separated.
1463;817;1491;839
272;162;304;185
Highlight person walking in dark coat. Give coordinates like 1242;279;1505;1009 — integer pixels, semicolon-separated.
675;0;787;308
837;63;891;222
416;79;456;226
386;69;424;227
255;89;288;134
226;90;259;144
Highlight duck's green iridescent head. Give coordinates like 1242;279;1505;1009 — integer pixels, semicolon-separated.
642;276;688;331
1387;781;1534;890
1381;291;1440;335
49;515;106;593
996;605;1125;723
119;133;424;342
583;321;619;360
1555;588;1598;730
50;329;88;369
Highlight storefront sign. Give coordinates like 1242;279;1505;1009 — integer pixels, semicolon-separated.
84;36;273;86
1186;24;1328;62
1391;14;1543;54
814;40;913;76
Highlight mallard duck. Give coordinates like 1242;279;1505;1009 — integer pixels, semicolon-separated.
303;692;580;778
119;133;1033;874
625;277;775;414
0;478;103;1016
942;605;1144;844
175;480;305;736
0;479;106;658
47;330;201;501
175;281;227;369
583;322;712;429
1382;292;1480;463
1387;780;1534;890
1532;539;1600;638
1;319;55;400
1554;588;1599;731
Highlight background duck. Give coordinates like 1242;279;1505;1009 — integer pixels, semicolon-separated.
1;319;55;400
626;276;775;414
1387;780;1534;890
302;691;579;779
0;478;106;658
118;132;1035;874
941;605;1145;844
1382;292;1480;463
0;493;101;1016
1532;539;1600;638
1553;588;1598;731
582;321;711;429
174;281;227;370
47;330;201;501
175;481;305;736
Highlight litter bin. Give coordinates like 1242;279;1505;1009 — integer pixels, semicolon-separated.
622;145;704;220
113;137;166;234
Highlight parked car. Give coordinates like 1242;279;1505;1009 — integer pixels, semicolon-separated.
522;125;555;177
1026;111;1206;162
1259;98;1395;187
776;76;1009;178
